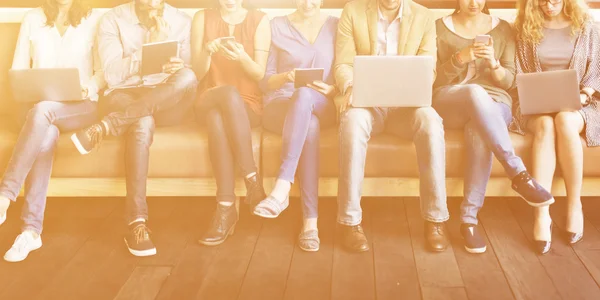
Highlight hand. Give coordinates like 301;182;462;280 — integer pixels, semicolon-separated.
308;80;336;98
162;57;185;74
220;42;249;62
148;16;169;43
340;88;353;114
284;70;295;82
456;44;477;65
581;93;590;105
473;38;497;68
205;38;222;56
81;86;89;99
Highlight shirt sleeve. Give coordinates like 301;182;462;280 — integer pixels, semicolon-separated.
97;13;141;86
12;12;34;70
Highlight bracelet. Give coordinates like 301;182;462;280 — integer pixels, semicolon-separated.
454;52;464;65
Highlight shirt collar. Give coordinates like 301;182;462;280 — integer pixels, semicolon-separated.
378;4;403;23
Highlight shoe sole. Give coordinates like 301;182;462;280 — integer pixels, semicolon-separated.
124;238;156;257
570;234;584;245
198;226;236;247
299;245;320;252
71;134;91;155
521;196;555;208
465;245;487;254
4;242;42;263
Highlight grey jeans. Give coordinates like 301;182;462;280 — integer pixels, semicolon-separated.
0;100;98;234
433;84;526;225
337;106;448;226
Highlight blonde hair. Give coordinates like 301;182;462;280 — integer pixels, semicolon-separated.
515;0;591;45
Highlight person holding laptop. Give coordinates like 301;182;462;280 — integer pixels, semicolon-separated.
253;0;338;252
0;0;105;262
511;0;600;254
192;0;270;247
336;0;449;252
71;0;198;257
433;0;555;254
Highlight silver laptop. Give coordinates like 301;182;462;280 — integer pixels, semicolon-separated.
516;69;581;115
352;56;434;108
9;68;83;103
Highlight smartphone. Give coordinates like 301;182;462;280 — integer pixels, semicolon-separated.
474;34;491;45
220;37;236;47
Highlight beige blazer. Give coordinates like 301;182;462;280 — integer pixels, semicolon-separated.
333;0;437;110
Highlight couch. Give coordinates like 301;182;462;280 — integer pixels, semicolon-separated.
1;0;599;199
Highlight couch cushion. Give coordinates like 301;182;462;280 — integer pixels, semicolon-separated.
262;128;600;178
0;120;262;178
0;23;19;118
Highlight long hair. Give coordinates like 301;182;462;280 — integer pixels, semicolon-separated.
453;1;491;15
42;0;91;28
515;0;590;45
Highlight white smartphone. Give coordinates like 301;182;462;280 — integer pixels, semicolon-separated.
219;36;236;48
474;34;491;45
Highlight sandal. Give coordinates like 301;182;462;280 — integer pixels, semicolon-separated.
253;195;289;219
298;230;320;252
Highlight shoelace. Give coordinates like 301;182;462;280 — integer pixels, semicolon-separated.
86;124;105;151
133;224;151;244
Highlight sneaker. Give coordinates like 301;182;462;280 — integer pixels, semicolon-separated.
0;196;9;226
511;171;555;207
124;221;156;257
0;212;5;226
460;223;486;254
4;231;42;262
71;123;105;155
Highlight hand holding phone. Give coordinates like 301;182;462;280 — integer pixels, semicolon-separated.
474;34;491;46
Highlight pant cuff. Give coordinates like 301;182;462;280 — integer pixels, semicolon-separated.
22;226;42;235
0;190;16;202
422;214;450;223
337;217;362;227
127;215;148;225
460;216;479;225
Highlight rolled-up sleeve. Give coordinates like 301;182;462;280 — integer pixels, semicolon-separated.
97;13;140;87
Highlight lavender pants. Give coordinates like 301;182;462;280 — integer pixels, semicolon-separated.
262;87;336;218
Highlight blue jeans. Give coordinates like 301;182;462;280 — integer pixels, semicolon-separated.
338;106;448;225
433;84;526;225
0;100;98;234
99;68;198;224
262;87;336;218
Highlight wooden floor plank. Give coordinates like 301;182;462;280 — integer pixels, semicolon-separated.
446;198;514;300
404;197;466;300
421;287;469;300
194;203;263;300
283;198;335;300
371;198;421;300
509;199;600;300
237;197;298;300
479;199;561;300
114;266;172;300
330;198;375;300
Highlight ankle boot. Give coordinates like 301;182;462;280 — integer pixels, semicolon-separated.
244;174;266;210
198;203;238;246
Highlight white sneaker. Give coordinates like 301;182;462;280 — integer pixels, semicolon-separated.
0;212;5;226
4;231;42;262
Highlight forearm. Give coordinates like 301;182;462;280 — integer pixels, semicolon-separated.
266;72;290;91
193;48;212;81
239;54;265;81
491;64;514;90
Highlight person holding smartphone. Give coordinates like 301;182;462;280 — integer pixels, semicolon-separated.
191;0;271;247
511;0;600;254
253;0;338;252
433;0;554;254
0;0;105;262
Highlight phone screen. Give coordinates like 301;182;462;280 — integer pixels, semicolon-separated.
475;35;491;45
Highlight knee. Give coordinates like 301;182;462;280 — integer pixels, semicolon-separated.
27;101;56;124
172;68;198;91
414;107;444;137
463;84;492;107
39;125;59;153
127;116;155;145
292;87;319;108
532;116;555;140
339;108;372;140
217;86;244;108
554;111;581;134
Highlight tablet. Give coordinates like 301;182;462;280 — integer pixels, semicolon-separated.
141;40;179;76
294;68;324;88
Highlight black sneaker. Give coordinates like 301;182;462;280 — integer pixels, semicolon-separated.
460;223;486;254
124;221;156;257
511;171;555;207
71;123;105;155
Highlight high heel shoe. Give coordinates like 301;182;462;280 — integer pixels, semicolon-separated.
534;223;552;255
198;202;238;246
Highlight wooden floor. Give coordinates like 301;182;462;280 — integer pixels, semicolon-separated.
1;196;600;300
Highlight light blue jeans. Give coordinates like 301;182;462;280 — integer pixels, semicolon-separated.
0;100;98;234
337;106;449;225
433;84;527;225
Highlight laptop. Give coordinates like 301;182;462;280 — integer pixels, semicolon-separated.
516;69;582;115
352;56;434;108
9;68;83;103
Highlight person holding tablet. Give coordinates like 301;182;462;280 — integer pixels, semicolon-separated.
253;0;338;252
192;0;271;246
0;0;105;262
512;0;600;254
72;0;198;257
433;0;555;254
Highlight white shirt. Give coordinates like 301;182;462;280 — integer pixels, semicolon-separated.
12;8;105;101
377;6;403;56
